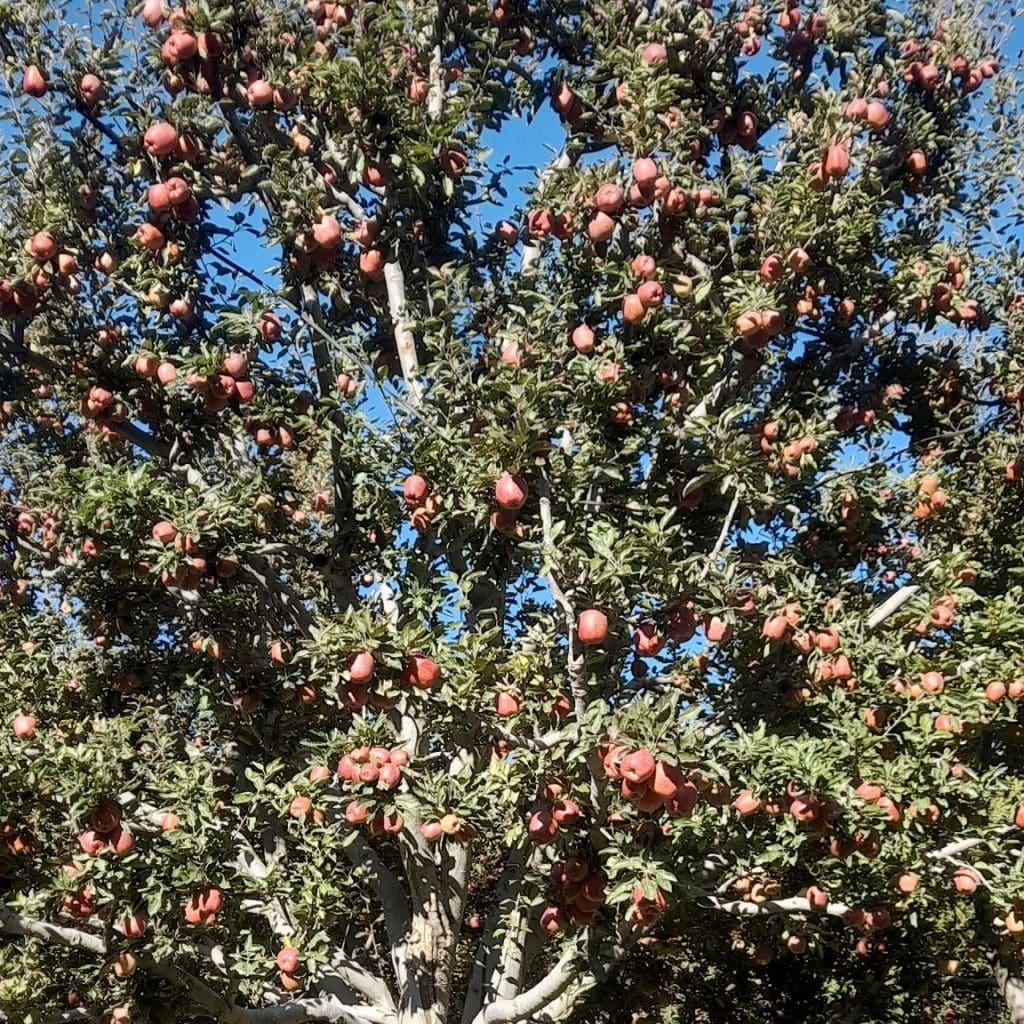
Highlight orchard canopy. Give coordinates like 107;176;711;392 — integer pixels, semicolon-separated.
5;0;1024;1022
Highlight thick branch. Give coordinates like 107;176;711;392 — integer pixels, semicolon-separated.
477;948;580;1024
865;584;921;631
536;473;586;718
383;262;423;408
691;890;852;921
0;906;107;955
240;1001;393;1024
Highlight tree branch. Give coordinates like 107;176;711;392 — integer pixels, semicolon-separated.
536;472;586;718
865;584;921;631
383;261;423;408
0;906;107;955
476;947;580;1024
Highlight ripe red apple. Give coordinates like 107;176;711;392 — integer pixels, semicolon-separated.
633;621;663;656
733;789;762;815
897;871;919;894
985;680;1007;702
420;820;443;841
259;311;282;341
622;293;646;323
905;149;928;174
117;912;148;938
23;64;47;98
621;749;656;783
160;813;179;832
79;73;104;105
276;947;300;973
528;809;559;844
344;800;368;824
29;231;58;261
495;691;520;716
402;652;440;689
493;220;518;244
12;714;36;739
632;157;658;188
440;148;469;178
143;121;179;156
806;885;829;910
577;609;608;645
865;101;889;128
247;79;274;107
151;521;177;545
312;214;342;249
495;472;529;510
587;211;615;242
642;41;667;64
594;183;624;214
346;650;375;684
952;868;979;894
636;281;664;308
571;324;595;353
140;0;165;25
403;473;428;507
540;904;565;934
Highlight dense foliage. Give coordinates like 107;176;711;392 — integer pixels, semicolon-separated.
3;0;1024;1022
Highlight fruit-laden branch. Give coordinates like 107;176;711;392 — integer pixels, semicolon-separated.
0;907;238;1023
473;946;581;1024
865;584;921;631
0;906;393;1024
519;150;574;275
690;889;852;921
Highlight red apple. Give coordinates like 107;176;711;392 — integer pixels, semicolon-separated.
577;609;608;645
495;472;529;510
23;64;47;98
11;714;35;739
402;652;440;689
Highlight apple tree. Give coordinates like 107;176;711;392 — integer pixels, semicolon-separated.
3;0;1024;1022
